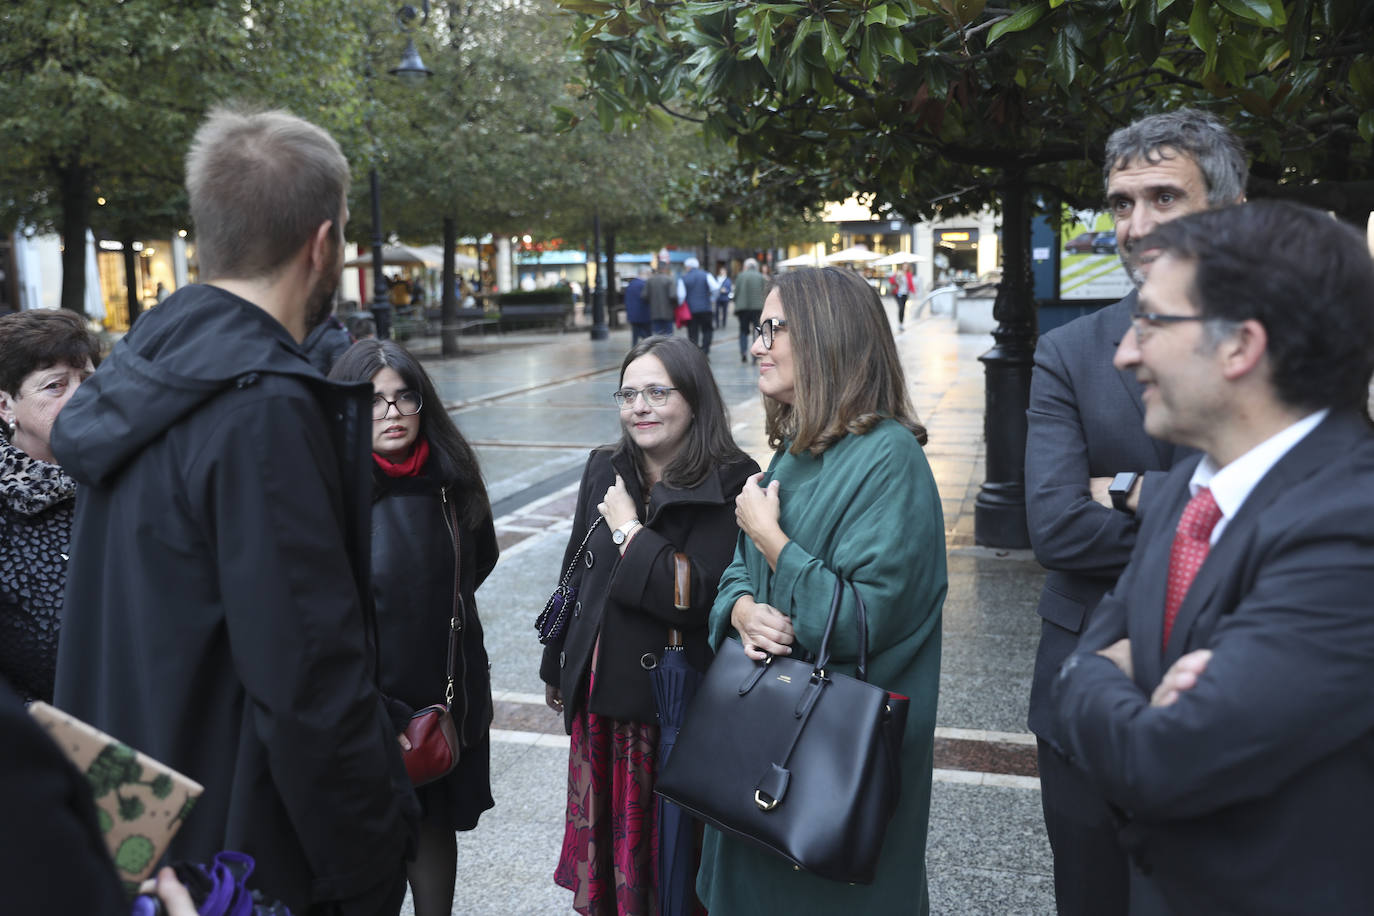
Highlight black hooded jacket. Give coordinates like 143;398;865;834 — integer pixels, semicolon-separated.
49;285;417;914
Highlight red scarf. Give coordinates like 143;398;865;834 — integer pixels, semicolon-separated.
373;436;430;477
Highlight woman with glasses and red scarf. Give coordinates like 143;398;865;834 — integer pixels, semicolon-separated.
330;340;498;916
541;336;759;915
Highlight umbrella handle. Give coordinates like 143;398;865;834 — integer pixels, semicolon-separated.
672;552;691;613
670;552;690;648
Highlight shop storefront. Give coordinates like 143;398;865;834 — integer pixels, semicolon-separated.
93;234;195;332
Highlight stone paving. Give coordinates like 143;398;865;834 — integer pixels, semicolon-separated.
399;304;1055;914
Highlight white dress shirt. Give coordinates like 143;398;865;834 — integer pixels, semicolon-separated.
1187;408;1328;545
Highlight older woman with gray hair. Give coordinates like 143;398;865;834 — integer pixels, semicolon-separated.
0;309;98;702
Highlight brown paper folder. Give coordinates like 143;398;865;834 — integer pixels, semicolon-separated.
28;701;203;894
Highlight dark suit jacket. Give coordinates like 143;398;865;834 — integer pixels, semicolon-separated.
1055;410;1374;915
1025;293;1190;737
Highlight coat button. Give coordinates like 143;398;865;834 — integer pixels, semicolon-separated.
574;600;581;618
559;651;566;668
640;653;657;670
584;550;594;569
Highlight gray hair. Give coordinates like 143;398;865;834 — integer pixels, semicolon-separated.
684;257;700;270
743;258;759;271
186;105;350;281
1103;108;1248;206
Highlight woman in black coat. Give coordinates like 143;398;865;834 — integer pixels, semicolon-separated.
331;340;498;916
540;335;759;915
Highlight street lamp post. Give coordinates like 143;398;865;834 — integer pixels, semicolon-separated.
590;210;609;340
367;2;433;340
368;166;392;340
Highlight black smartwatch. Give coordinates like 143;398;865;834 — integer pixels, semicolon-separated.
1108;472;1139;512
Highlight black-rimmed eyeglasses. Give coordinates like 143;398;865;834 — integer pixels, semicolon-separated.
372;391;423;420
1127;309;1208;342
612;386;677;409
753;318;788;350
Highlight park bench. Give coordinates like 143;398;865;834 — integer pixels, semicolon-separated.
496;291;574;332
436;305;499;337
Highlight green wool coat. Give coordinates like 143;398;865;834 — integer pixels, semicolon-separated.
697;419;946;915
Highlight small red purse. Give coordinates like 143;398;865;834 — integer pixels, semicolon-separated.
403;701;460;786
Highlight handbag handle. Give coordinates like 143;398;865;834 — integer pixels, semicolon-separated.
811;579;868;683
557;516;605;588
442;489;463;709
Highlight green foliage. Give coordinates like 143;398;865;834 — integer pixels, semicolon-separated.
367;0;823;253
554;0;1374;222
0;0;373;311
149;773;173;800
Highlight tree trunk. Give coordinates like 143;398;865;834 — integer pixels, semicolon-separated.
974;174;1037;548
605;231;618;328
58;162;92;316
441;216;460;357
122;237;140;329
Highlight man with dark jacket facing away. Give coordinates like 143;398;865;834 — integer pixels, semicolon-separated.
50;106;418;915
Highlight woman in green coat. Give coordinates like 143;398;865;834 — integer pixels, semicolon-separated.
697;266;946;915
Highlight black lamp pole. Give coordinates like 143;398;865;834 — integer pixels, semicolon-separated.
590;209;608;340
973;175;1035;548
369;166;392;339
367;1;433;340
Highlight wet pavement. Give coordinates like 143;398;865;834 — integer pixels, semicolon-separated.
400;305;1054;914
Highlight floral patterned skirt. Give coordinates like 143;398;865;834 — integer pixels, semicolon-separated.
554;642;663;915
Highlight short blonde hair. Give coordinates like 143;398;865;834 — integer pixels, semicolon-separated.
186;106;348;280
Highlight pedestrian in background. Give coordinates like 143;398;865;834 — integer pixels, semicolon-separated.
331;339;498;916
624;267;651;344
0;309;97;703
542;335;758;916
713;264;732;329
645;261;676;337
697;266;945;915
890;267;912;330
302;304;353;376
50;105;417;915
678;256;718;352
732;258;765;364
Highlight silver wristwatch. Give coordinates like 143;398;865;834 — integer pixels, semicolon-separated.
612;519;643;545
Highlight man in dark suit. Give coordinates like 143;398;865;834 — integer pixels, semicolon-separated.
1025;109;1247;914
1054;200;1374;913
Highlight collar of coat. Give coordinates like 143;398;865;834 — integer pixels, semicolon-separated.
608;447;731;525
0;436;77;517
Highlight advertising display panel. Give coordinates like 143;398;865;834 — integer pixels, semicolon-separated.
1059;210;1132;300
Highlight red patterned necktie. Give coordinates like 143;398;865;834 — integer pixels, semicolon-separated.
1162;487;1224;651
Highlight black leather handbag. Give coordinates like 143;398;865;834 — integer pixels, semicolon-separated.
654;580;910;884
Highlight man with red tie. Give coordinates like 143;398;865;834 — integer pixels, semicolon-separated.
1053;199;1374;915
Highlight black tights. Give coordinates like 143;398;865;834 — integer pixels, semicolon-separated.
406;813;457;916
